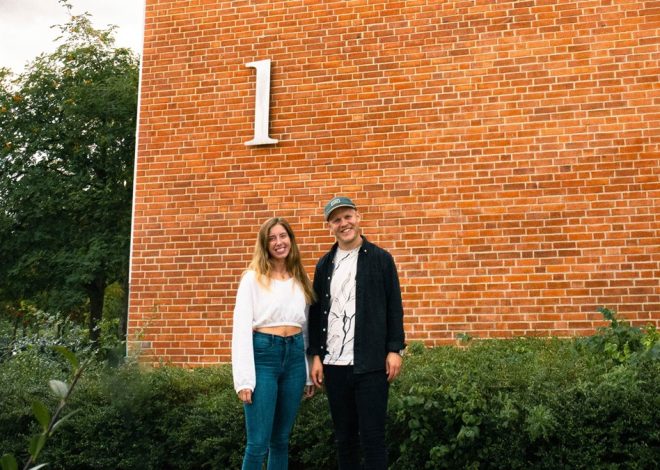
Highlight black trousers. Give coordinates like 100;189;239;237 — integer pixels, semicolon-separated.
323;365;390;470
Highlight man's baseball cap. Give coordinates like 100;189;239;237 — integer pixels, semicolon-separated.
324;196;357;220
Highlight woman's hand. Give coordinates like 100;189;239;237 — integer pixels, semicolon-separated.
237;389;252;404
303;384;315;399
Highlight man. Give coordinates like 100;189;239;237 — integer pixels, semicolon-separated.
308;196;406;470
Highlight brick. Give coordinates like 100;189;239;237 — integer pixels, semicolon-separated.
128;0;660;366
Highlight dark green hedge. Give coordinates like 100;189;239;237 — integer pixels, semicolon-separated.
2;314;658;469
388;337;659;469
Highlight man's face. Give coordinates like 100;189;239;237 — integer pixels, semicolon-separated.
327;207;361;249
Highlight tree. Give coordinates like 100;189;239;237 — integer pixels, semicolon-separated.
0;2;139;344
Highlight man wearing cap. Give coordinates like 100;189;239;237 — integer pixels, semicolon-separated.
308;196;405;470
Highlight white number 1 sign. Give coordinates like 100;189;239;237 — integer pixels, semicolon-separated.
245;59;278;146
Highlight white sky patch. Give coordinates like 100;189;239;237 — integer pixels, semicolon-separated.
1;0;145;73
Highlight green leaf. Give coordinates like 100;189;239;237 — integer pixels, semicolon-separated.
49;380;68;399
28;464;49;470
28;434;46;460
53;345;79;370
50;409;80;435
32;401;51;431
0;453;18;470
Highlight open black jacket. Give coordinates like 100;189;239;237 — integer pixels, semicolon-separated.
307;237;405;374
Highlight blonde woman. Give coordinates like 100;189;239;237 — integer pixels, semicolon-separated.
232;217;315;470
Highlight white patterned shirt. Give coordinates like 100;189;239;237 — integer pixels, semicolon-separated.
323;246;360;366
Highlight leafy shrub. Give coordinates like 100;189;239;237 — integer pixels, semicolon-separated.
289;392;335;470
1;305;91;363
387;309;659;469
0;346;87;470
0;349;72;464
1;308;658;469
576;307;660;364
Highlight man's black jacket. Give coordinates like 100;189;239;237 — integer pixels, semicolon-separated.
307;237;405;374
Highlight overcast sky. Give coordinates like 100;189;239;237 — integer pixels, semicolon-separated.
1;0;145;74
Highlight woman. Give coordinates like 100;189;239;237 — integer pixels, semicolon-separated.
232;217;316;470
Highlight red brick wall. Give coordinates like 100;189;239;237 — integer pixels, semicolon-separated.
128;0;660;365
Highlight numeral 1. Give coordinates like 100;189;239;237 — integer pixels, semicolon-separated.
245;59;278;146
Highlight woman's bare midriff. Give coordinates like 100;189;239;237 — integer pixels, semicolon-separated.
255;325;302;337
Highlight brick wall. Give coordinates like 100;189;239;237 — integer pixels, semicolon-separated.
128;0;660;365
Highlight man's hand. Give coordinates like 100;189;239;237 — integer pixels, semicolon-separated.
385;352;403;382
237;389;252;404
311;355;324;388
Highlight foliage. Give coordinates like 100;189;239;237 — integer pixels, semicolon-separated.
289;391;336;469
0;0;138;344
0;304;91;364
1;309;658;469
1;346;86;470
38;366;247;470
387;308;659;469
575;306;660;364
0;295;127;368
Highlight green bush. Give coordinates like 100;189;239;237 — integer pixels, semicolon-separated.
386;309;659;469
0;305;91;362
387;337;659;469
1;309;658;469
0;349;72;464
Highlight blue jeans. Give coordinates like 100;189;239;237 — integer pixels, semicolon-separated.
323;366;390;470
242;331;306;470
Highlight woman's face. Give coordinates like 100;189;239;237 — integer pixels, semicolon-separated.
267;223;291;261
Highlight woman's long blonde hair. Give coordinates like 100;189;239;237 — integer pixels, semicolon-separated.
248;217;316;304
